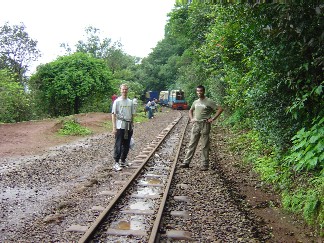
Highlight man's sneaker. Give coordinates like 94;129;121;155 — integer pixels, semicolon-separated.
120;161;132;167
113;163;122;171
200;165;208;171
179;163;189;168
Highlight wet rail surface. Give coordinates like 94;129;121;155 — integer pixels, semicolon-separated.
70;111;189;242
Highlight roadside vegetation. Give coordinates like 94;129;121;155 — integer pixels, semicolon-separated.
57;118;92;136
56;110;151;136
0;1;322;235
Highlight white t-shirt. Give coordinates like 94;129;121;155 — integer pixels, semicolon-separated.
150;101;156;110
112;97;134;129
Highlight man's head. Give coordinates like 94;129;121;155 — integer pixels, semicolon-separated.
120;84;129;98
196;85;205;99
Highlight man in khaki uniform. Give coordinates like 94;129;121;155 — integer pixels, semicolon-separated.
180;85;223;171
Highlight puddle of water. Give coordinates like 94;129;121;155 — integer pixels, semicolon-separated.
146;168;169;176
129;200;152;210
130;215;146;230
115;215;148;231
117;220;130;230
136;186;161;195
147;178;161;184
140;178;162;185
145;173;165;177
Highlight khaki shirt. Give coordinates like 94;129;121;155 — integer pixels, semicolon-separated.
191;97;217;121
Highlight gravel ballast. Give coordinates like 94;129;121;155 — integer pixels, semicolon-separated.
0;110;320;242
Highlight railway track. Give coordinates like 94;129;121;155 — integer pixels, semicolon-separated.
72;111;189;242
2;109;312;242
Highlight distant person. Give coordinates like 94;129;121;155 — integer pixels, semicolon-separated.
146;100;154;119
153;98;159;113
111;84;134;171
110;93;118;112
112;93;118;102
179;85;223;171
133;96;138;113
150;99;156;117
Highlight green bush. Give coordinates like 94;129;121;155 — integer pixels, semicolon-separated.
285;116;324;175
282;177;324;233
226;124;323;232
58;119;92;136
0;69;33;123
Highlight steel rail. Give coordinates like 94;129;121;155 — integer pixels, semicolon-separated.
78;112;183;243
148;114;189;243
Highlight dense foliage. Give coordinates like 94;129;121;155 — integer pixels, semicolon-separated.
29;52;113;116
152;2;323;233
0;69;33;122
0;22;40;122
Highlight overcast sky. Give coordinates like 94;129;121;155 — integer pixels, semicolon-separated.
0;0;175;73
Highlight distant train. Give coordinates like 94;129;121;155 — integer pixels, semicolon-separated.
144;91;159;103
159;90;189;110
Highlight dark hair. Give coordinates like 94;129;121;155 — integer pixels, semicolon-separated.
196;85;205;91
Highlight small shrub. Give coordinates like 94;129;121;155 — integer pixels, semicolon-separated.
103;120;113;130
134;111;149;123
58;119;92;136
285;116;324;175
282;177;324;233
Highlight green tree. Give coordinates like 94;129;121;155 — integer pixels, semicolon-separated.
61;26;140;80
0;69;32;122
61;26;112;59
138;35;187;92
0;22;40;85
162;4;215;102
30;52;113;116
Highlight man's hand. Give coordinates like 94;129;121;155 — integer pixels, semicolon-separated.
190;118;197;123
207;117;214;123
113;128;117;136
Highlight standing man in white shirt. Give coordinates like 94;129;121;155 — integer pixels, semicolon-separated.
111;84;135;171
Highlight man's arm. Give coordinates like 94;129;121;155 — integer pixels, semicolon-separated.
188;108;195;122
112;113;117;135
208;106;224;123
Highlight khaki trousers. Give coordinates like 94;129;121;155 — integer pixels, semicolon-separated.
183;121;211;166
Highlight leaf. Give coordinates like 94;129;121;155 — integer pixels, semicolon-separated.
314;141;324;153
304;150;315;161
314;85;322;95
303;63;309;71
292;139;307;151
307;157;318;170
309;134;321;144
319;153;324;165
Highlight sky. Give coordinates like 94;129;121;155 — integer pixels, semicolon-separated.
0;0;176;74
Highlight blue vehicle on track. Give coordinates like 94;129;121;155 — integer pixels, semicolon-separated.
159;90;188;110
144;91;159;103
